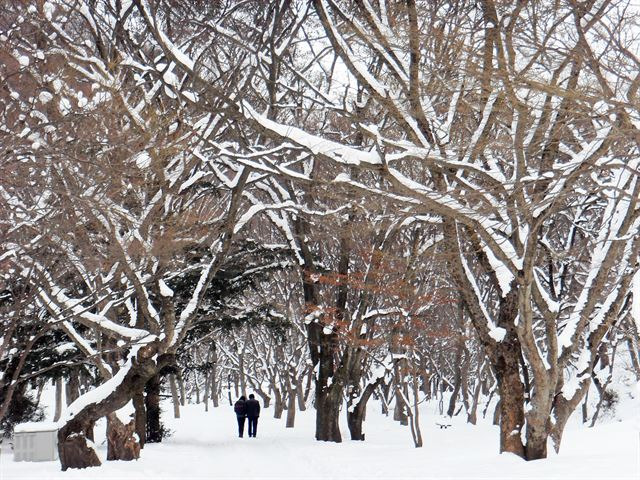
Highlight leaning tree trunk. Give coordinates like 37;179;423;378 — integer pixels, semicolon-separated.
272;386;284;419
58;345;160;470
285;385;296;428
347;376;383;441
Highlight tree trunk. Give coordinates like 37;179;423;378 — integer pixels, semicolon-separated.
58;346;160;470
467;380;482;425
66;370;80;406
273;387;284;419
106;413;140;461
169;374;181;418
393;390;408;426
296;376;306;411
178;371;186;406
58;433;101;471
285;387;296;428
145;375;162;444
211;372;219;408
253;387;271;408
205;375;212;413
347;378;382;441
210;346;219;408
194;372;201;404
447;341;464;417
53;377;63;422
315;383;342;442
492;399;501;425
495;354;525;458
132;389;146;448
380;383;391;415
303;368;313;404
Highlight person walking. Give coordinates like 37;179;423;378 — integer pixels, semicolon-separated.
245;393;261;438
234;396;247;437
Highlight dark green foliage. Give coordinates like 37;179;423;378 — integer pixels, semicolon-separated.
172;239;293;377
0;388;44;437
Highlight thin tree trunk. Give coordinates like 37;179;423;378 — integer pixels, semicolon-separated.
296;376;306;411
53;377;63;422
273;386;284;419
211;346;219;407
194;371;201;404
285;386;296;428
177;371;186;406
169;374;181;418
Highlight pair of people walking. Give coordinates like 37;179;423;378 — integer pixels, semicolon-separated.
234;394;260;438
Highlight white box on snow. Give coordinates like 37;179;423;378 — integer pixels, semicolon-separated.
13;422;59;462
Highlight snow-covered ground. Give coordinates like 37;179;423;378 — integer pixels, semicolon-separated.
1;386;638;480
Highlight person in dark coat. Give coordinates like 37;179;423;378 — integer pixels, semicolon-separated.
245;393;261;438
234;396;247;437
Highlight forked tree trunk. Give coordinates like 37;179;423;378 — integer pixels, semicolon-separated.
106;413;140;461
347;378;382;441
58;346;159;470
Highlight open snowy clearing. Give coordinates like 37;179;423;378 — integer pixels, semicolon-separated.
1;395;638;480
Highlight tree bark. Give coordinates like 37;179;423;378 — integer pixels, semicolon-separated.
132;388;146;448
53;377;63;422
495;349;525;457
66;370;80;406
178;371;186;406
285;386;296;428
106;413;140;461
58;345;160;470
315;383;342;442
273;387;284;419
169;374;180;418
347;375;383;441
145;374;162;443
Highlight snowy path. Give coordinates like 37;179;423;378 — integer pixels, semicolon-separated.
1;400;638;479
